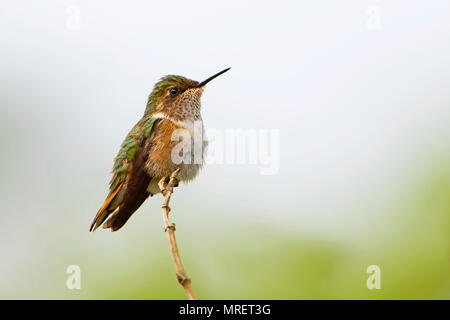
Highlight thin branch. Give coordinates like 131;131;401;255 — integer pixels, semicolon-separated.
158;168;197;300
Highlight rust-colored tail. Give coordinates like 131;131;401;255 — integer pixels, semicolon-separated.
89;184;123;232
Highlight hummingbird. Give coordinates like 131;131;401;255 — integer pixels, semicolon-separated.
90;68;230;232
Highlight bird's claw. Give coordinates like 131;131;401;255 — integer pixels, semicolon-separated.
171;177;179;188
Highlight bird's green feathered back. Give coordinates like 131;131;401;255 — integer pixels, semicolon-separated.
109;116;158;192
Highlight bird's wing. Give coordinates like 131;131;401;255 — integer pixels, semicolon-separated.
109;118;157;192
89;117;159;232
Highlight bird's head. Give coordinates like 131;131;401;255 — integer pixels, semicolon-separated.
145;68;230;120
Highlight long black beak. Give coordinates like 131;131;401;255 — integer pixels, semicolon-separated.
197;67;231;87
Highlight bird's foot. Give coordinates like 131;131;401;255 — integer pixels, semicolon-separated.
158;177;170;195
163;176;170;185
170;177;179;188
169;168;181;188
158;174;179;196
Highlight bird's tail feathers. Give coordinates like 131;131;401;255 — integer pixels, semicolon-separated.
89;184;123;232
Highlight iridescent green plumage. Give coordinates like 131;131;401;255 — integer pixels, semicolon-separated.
109;117;157;192
90;116;158;232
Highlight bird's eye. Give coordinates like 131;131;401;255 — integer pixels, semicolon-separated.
169;88;179;96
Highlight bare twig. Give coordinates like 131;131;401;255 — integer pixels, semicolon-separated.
158;168;197;300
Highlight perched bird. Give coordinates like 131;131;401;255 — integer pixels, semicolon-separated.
90;68;230;232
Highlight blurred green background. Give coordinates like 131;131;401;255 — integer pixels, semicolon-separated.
1;1;449;299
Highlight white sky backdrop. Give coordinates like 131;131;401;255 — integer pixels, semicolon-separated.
0;0;449;291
